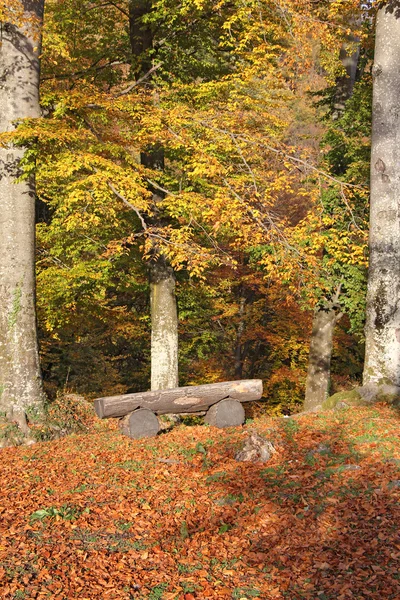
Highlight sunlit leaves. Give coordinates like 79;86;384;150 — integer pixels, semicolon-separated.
6;0;370;396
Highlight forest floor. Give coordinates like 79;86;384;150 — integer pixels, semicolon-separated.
0;403;399;600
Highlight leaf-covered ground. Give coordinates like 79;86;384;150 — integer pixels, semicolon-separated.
1;404;399;600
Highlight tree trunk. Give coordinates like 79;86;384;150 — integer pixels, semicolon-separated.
234;295;246;379
129;2;180;391
150;259;179;390
304;307;339;411
204;399;245;428
363;3;400;386
304;23;362;409
129;0;152;74
0;2;45;426
333;35;360;118
119;408;160;439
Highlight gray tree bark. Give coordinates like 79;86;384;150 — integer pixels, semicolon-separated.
0;1;45;427
204;399;245;428
128;2;179;391
304;305;342;411
333;34;360;118
150;259;179;390
234;294;251;380
363;2;400;386
119;408;160;439
304;19;362;409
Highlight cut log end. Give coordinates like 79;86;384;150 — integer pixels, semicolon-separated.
120;408;160;440
204;399;245;429
94;399;104;419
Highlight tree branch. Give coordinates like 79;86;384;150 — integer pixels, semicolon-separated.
85;1;129;17
106;181;149;230
114;63;162;97
42;59;125;82
198;121;365;190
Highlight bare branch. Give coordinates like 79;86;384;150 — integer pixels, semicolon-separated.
84;1;129;16
339;186;364;232
198;121;365;190
42;60;125;82
106;181;148;230
114;63;163;97
145;178;176;196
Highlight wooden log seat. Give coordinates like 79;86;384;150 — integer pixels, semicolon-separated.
94;379;263;439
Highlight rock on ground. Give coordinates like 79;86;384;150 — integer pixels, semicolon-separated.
235;431;276;463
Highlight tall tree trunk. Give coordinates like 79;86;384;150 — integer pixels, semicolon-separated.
234;295;246;379
129;0;152;69
363;3;400;386
0;1;45;428
304;306;341;411
129;1;179;390
149;259;179;390
333;35;360;118
304;24;361;409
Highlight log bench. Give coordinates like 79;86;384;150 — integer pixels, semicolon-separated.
93;379;263;439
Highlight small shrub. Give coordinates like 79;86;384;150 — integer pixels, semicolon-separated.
0;421;25;447
32;392;95;441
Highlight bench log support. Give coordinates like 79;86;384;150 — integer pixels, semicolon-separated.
204;399;245;428
119;408;160;439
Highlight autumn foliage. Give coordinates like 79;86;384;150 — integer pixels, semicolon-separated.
10;0;368;406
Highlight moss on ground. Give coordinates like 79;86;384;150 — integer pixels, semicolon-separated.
322;389;366;410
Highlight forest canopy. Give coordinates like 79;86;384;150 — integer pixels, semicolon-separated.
1;0;396;424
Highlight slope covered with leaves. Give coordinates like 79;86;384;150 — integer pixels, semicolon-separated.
0;404;399;599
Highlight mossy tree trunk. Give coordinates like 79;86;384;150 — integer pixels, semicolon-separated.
304;305;342;411
363;3;400;386
234;295;247;379
0;1;45;428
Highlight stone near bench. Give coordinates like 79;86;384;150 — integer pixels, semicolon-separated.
94;379;262;439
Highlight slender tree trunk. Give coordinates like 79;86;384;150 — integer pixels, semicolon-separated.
333;35;360;118
129;1;180;390
234;296;246;379
363;3;400;386
304;307;339;410
304;24;361;409
129;0;152;69
149;259;179;390
0;2;45;428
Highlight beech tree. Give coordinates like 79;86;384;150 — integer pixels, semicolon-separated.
303;1;369;411
129;0;178;391
363;0;400;387
0;0;45;430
